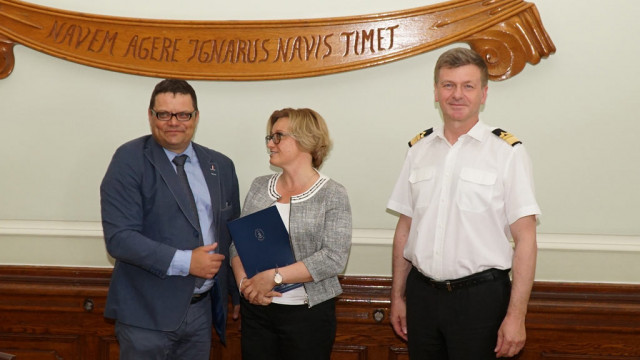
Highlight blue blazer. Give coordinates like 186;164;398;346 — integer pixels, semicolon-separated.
100;135;240;343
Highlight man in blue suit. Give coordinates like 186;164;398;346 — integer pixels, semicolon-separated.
100;79;240;359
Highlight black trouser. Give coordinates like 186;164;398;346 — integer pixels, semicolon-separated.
240;297;336;360
405;267;511;360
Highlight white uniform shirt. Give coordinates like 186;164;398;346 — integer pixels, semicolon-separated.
387;121;540;281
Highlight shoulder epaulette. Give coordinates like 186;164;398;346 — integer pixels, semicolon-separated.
492;128;522;147
408;128;433;147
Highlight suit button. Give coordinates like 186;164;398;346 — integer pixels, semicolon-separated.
193;231;199;238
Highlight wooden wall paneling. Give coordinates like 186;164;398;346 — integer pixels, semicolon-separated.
1;266;640;360
96;335;119;360
335;276;407;359
330;345;368;360
0;334;79;360
521;282;640;360
388;346;410;360
0;266;112;360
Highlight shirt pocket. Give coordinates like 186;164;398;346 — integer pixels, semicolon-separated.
456;168;496;212
409;166;436;209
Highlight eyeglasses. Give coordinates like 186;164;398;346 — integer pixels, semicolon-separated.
150;109;197;122
265;132;293;145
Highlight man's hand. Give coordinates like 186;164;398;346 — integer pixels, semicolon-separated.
495;313;526;358
495;214;537;358
390;296;408;341
189;243;225;279
390;214;412;342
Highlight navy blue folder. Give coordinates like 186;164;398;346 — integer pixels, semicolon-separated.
227;205;302;293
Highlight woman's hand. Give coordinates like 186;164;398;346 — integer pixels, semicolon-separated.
240;269;282;305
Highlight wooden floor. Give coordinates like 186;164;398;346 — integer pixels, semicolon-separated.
0;266;639;360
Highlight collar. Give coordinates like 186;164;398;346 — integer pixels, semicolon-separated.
163;142;196;162
466;120;490;142
267;170;329;203
433;120;489;144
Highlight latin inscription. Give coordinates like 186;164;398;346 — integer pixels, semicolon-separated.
45;21;399;65
123;36;181;62
341;25;399;56
47;21;117;55
272;35;333;62
187;39;270;64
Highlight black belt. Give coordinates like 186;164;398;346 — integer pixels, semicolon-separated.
416;268;510;292
190;291;209;304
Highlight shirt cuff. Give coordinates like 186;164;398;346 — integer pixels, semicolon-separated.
167;249;192;276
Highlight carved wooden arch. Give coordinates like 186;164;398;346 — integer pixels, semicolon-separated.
0;0;555;81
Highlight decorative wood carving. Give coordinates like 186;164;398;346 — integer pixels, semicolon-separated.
0;0;555;81
0;35;14;79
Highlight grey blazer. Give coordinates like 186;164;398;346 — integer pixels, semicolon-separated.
230;172;352;307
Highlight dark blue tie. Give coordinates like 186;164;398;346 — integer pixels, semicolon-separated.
172;155;205;288
172;155;200;227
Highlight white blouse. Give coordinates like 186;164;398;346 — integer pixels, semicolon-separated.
271;202;308;305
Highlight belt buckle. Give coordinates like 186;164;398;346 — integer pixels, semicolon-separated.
446;281;452;292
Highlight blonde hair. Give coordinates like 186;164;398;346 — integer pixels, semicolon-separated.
267;108;332;168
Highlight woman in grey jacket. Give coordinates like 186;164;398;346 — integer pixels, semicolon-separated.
230;107;352;360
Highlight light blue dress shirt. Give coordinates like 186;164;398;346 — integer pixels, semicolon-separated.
164;143;215;293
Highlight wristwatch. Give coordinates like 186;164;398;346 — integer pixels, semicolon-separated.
273;267;283;286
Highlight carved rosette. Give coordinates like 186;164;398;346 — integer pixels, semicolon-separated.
465;6;555;81
0;35;15;79
0;0;555;81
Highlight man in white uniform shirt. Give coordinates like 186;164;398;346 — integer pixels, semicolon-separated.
387;47;540;359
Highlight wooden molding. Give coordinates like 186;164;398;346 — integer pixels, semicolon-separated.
0;0;555;81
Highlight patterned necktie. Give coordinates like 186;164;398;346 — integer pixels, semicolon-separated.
172;154;205;288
